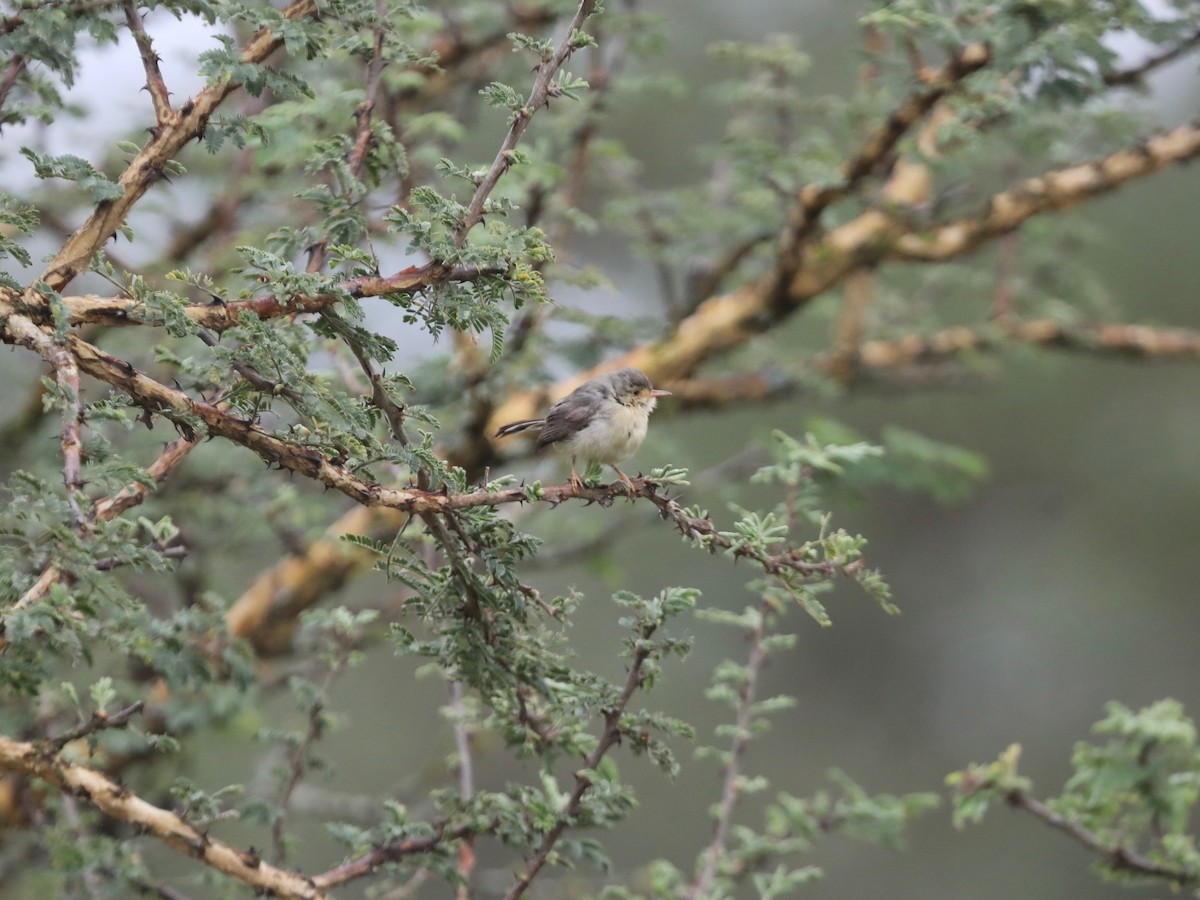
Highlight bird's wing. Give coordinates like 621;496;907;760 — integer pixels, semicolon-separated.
536;390;602;449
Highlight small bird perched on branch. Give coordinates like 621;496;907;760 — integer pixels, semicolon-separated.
496;368;671;492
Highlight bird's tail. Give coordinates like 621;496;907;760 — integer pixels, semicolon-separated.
495;418;545;438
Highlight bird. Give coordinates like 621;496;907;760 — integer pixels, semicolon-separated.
495;368;671;492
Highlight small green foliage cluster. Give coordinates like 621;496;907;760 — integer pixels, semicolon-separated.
949;700;1200;889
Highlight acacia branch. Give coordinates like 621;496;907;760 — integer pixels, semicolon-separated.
889;120;1200;261
687;609;766;899
30;0;318;295
0;311;874;596
223;304;1200;653
0;433;199;650
305;0;388;275
1004;788;1197;887
1;0;122;35
448;679;477;897
122;1;172;123
46;341;87;532
57;263;498;329
486;117;1200;433
50;701;145;749
785;42;991;248
672;317;1200;406
0;732;328;900
453;0;598;246
312;821;485;889
0;54;26;114
1103;27;1200;87
502;621;657;900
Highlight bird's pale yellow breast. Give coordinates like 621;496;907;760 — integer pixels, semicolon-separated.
556;397;651;465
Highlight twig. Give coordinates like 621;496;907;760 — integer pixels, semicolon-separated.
501;620;658;900
312;821;488;889
3;433;198;630
46;342;87;532
448;680;476;898
1103;27;1200;87
122;1;172;123
0;54;26;114
306;0;389;275
50;701;145;749
196;328;306;406
270;699;326;864
687;610;766;899
93;541;188;570
1004;788;1197;886
453;0;599;246
343;325;408;446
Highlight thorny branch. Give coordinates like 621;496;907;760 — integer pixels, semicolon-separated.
782;42;992;252
0;732;329;900
1003;788;1198;888
453;0;599;246
312;821;488;890
46;341;87;533
55;263;499;330
305;0;389;275
50;701;145;749
501;619;659;900
448;679;477;897
486;115;1200;433
122;0;171;123
0;431;199;650
686;607;767;900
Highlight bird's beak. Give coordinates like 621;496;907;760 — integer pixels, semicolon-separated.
650;388;672;397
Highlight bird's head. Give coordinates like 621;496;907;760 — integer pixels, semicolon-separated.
606;368;671;411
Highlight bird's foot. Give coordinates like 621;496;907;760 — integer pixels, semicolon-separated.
613;467;637;497
569;468;585;491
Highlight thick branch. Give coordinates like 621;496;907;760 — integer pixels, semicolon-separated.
786;42;991;247
486;118;1200;433
56;263;498;329
33;0;318;295
889;120;1200;261
0;732;327;899
854;318;1200;366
